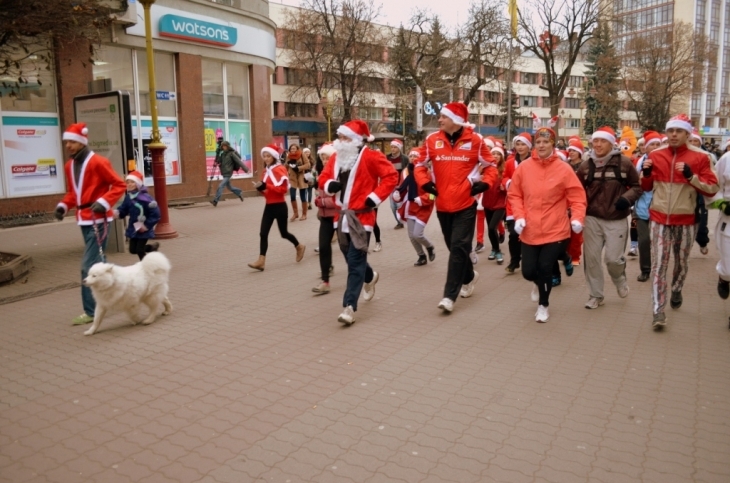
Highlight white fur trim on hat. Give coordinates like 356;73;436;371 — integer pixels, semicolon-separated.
592;130;616;144
567;145;583;154
303;147;311;153
391;139;403;148
512;135;532;149
690;132;702;142
440;106;475;128
666;118;692;133
126;172;143;186
261;146;280;160
490;146;504;158
318;144;336;156
337;124;374;143
645;139;662;148
62;132;88;145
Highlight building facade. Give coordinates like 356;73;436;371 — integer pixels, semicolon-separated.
0;0;276;217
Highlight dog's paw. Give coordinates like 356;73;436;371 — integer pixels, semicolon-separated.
162;309;171;316
141;318;155;325
83;328;95;336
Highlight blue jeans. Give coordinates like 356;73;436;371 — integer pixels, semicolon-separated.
214;176;242;202
390;197;401;225
289;187;307;202
339;232;374;311
81;225;109;316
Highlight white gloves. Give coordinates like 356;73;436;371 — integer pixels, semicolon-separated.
392;190;401;203
304;172;314;183
414;197;423;206
514;218;526;235
571;220;583;234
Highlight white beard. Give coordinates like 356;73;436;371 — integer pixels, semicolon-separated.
333;139;362;172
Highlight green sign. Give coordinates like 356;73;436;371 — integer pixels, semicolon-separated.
159;14;237;47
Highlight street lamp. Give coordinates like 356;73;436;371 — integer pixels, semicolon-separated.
322;90;339;142
138;0;177;239
581;79;596;137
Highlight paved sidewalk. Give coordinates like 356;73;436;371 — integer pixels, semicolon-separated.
1;198;729;482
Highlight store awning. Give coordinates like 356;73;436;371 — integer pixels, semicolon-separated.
273;119;327;134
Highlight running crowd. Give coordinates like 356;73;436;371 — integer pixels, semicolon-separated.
56;104;730;331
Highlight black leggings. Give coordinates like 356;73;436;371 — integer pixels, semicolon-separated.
521;240;568;307
486;209;505;252
129;238;149;261
260;202;299;256
373;208;381;243
319;216;335;282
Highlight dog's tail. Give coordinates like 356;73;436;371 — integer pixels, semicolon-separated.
141;251;171;276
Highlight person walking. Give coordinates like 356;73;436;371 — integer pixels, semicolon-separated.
285;144;311;221
507;127;587;322
634;131;663;282
54;122;127;326
387;139;409;229
576;126;642;309
312;143;338;294
503;133;532;274
114;170;161;260
566;138;585;265
689;129;715;255
318;120;398;325
248;145;306;271
481;142;507;265
641;114;719;329
210;141;248;206
302;147;315;211
415;102;497;313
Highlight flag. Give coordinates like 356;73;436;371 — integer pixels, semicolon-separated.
509;0;518;38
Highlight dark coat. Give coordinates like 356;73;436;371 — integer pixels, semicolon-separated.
116;187;161;239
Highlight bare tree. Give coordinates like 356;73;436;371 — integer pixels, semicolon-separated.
515;0;605;117
280;0;386;122
620;22;710;131
0;0;119;95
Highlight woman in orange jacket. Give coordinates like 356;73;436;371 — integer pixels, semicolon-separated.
506;128;587;322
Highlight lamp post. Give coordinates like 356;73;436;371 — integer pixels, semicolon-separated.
139;0;177;239
582;79;596;138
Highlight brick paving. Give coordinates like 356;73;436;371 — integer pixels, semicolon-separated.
1;197;729;482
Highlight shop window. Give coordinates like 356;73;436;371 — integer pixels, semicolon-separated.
92;45;135;113
136;51;176;117
0;50;57;113
227;63;250;120
203;59;224;118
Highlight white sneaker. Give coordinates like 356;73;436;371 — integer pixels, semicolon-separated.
373;242;382;252
531;284;539;302
438;297;454;313
470;251;478;265
617;280;629;298
535;305;549;323
584;297;605;309
363;271;379;301
338;305;355;325
460;271;479;298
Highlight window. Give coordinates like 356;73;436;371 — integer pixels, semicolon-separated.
542;97;553;109
484;115;498;125
522;96;538;107
567;76;583;87
518;117;532;128
202;59;224;118
92;46;135;113
691;94;702;115
566;119;581;128
359;76;385;93
565;98;580;109
284;68;310;86
359;106;382;120
285;103;318;117
469;114;481;125
485;91;499;103
227;63;250;120
521;72;538;84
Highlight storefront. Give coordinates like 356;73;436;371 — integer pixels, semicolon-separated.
0;0;276;216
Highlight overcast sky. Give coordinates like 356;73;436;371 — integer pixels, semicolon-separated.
271;0;479;31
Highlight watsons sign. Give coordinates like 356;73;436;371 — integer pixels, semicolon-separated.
159;14;237;47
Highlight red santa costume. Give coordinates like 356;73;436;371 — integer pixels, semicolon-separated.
317;120;398;325
502;132;533;273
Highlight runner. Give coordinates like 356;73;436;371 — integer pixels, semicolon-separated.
503;133;532;274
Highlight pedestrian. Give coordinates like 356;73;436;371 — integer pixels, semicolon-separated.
689;129;715;255
318;120;398;325
710;143;730;305
415;102;497;313
54;122;127;326
285;144;311;221
247;144;306;271
114;170;161;260
634;131;663;282
480;142;507;265
503;133;532;274
641;114;719;329
393;146;436;266
387;139;409;230
507;127;587;322
576;126;642;310
210;141;248;207
565;139;585;265
302;147;315;211
312;143;338;294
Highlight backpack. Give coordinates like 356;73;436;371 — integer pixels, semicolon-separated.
231;152;243;172
584;155;629;188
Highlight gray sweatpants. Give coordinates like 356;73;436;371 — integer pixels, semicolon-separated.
583;216;628;299
407;218;433;256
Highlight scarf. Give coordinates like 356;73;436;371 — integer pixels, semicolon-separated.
592;148;621;168
287;151;302;162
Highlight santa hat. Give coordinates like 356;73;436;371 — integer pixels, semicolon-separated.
661;135;668;143
125;170;144;188
556;150;568;161
440;102;475;128
592;126;616;145
643;130;663;148
303;147;311;153
490;144;505;158
261;143;282;160
337;120;375;143
390;139;404;150
317;142;336;157
408;146;422;157
567;139;584;155
690;129;702;142
666;114;692;133
63;122;89;145
535;127;557;144
484;136;496;149
512;132;532;149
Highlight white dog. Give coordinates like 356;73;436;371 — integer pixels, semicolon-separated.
82;252;172;336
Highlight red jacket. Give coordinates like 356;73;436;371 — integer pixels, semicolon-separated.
261;164;290;204
57;150;126;225
502;154;523;220
398;168;435;226
318;146;398;232
417;127;497;213
480;170;506;210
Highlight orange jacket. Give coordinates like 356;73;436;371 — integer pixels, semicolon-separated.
506;153;587;245
417;127;497;213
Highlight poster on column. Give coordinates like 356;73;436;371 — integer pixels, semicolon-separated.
1;115;65;197
228;121;253;179
204;120;225;180
134;118;181;185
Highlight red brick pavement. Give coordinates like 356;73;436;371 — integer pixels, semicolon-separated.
1;198;729;482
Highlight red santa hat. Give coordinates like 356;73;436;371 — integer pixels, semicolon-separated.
661;135;668;143
666;114;692;133
317;142;336;157
567;139;584;155
390;139;404;150
337;120;375;143
556;150;568;161
124;170;144;188
690;129;702;142
440;102;475;128
408;146;422;157
261;143;282;160
512;132;532;149
592;126;616;145
63;122;89;145
490;144;505;158
643;130;663;148
484;136;496;149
